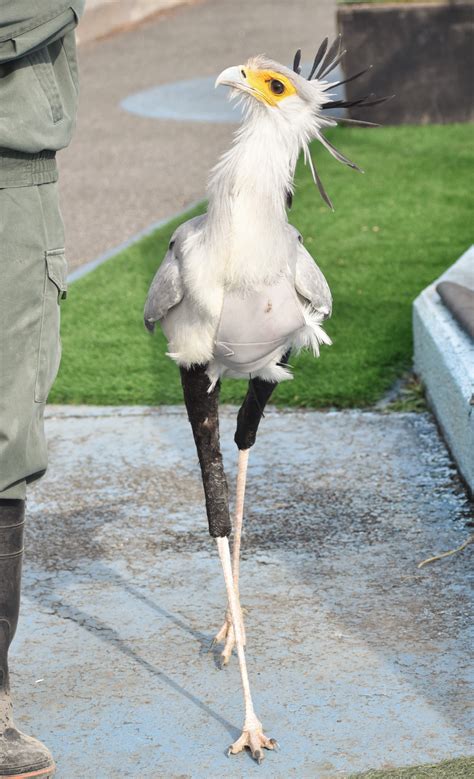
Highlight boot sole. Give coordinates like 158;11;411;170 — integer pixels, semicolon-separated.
0;766;55;779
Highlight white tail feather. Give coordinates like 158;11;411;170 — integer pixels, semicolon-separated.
254;362;293;383
206;356;294;389
206;359;224;393
292;304;332;357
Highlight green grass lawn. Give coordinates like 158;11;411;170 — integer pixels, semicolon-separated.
50;123;473;407
351;756;474;779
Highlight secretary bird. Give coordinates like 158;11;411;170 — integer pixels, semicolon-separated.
144;38;387;763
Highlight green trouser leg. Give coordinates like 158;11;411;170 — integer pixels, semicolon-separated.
0;182;68;499
0;181;66;775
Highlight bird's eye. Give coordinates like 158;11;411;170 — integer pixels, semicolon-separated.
270;79;285;95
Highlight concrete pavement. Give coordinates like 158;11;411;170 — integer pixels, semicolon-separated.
77;0;191;45
11;406;473;778
59;0;336;270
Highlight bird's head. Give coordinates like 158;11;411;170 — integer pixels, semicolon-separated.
215;56;325;125
215;38;391;208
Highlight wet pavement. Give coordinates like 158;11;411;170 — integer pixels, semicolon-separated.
59;0;336;270
11;406;473;778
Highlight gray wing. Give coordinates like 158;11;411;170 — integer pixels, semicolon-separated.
144;215;207;331
144;236;184;332
294;239;332;320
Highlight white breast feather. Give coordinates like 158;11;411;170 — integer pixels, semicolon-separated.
159;97;332;380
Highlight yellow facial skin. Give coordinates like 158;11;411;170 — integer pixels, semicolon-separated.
245;69;297;107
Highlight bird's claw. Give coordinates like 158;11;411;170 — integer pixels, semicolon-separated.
227;727;277;764
212;609;246;666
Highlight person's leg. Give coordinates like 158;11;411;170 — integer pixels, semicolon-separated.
0;183;67;497
0;182;67;777
0;500;55;777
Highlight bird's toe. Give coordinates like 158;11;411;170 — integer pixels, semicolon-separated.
228;726;277;764
212;608;246;666
213;619;232;646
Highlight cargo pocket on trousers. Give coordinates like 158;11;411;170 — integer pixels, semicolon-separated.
28;49;64;124
34;249;68;404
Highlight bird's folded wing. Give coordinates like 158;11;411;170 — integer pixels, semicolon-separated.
144;242;184;332
294;241;332;320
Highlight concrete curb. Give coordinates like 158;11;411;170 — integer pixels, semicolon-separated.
43;404;406;419
77;0;192;45
413;245;474;494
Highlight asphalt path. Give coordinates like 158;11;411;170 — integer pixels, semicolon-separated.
58;0;336;271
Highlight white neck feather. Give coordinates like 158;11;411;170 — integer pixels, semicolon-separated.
203;106;303;288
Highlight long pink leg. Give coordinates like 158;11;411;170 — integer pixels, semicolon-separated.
231;448;249;637
216;536;277;763
212;449;249;663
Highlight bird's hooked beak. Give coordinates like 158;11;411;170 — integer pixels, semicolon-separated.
215;66;254;97
214;65;269;103
214;65;268;103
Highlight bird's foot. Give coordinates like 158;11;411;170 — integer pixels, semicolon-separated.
211;608;246;666
227;725;278;764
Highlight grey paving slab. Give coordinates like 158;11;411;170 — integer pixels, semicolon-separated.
10;407;473;778
59;0;336;270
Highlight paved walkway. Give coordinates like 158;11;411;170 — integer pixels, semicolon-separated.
59;0;336;270
12;406;473;778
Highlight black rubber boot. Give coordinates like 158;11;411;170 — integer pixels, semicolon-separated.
0;500;55;778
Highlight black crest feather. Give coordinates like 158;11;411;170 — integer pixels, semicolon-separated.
292;38;393;210
314;35;342;80
292;49;302;74
307;38;328;80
